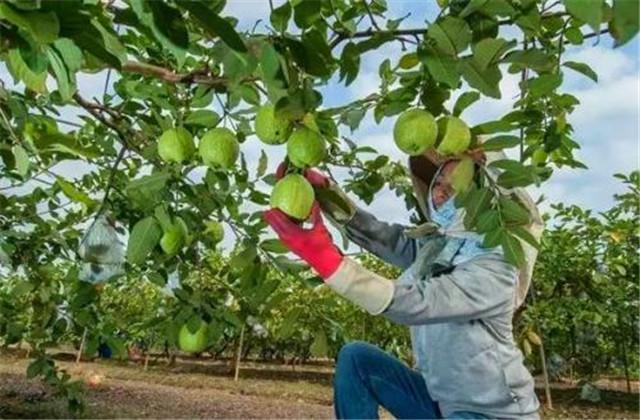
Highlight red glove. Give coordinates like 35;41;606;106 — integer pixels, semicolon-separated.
263;202;343;279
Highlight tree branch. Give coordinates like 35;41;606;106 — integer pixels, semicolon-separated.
330;28;426;48
73;93;136;151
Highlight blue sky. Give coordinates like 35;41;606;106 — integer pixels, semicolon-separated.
1;1;638;250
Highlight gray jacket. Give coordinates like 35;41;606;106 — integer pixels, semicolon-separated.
321;152;542;418
328;209;540;418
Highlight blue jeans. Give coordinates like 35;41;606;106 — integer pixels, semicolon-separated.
334;341;491;419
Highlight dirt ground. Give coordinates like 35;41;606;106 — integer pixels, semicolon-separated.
0;352;637;419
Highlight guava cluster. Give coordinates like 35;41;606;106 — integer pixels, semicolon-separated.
255;104;327;221
393;108;476;194
158;126;240;169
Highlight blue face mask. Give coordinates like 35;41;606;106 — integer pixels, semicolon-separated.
430;195;458;229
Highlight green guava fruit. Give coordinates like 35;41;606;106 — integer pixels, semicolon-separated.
436;116;471;156
270;174;315;220
199;127;239;169
286;127;326;168
255;104;292;145
158;127;195;163
393;109;438;156
450;157;475;194
160;225;183;255
531;149;547;166
178;321;208;353
205;220;224;244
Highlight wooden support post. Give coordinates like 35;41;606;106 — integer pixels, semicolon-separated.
234;325;245;382
529;283;553;410
76;327;87;364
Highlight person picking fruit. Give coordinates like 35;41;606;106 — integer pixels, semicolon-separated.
264;117;543;419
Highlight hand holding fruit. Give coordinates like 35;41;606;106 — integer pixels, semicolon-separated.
264;202;343;279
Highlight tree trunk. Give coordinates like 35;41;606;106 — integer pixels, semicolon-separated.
234;325;245;382
618;313;632;394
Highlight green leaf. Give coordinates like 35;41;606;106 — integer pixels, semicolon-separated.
493;160;539;188
509;225;540;250
279;307;302;339
178;0;247;53
293;0;321;28
230;245;257;272
90;18;128;66
270;1;291;32
501;49;555;72
476;209;500;233
463;187;493;228
428;16;472;56
24;116;100;158
53;38;83;72
472;38;515;70
0;3;59;44
339;42;360;86
342;107;367;132
153;205;173;232
564;0;604;32
6;48;47;93
421;45;460;88
459;57;502;99
126;171;170;210
459;0;489;17
610;0;639;47
501;232;525;267
483;227;505;248
130;0;188;65
481;135;521;151
55;176;96;208
46;46;75;101
260;238;289;254
564;27;584;44
127;217;162;265
523;73;563;98
472;119;517;135
428;16;472;55
563;61;598;82
399;52;420;69
184;110;220;127
453;91;480;116
298;29;334;78
12;145;29;177
498;197;531;225
310;329;329;357
260;42;286;87
257;149;268;177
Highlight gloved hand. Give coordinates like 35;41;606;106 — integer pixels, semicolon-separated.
263;202;343;279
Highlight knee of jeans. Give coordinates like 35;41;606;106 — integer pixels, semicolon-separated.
336;341;371;372
335;341;369;389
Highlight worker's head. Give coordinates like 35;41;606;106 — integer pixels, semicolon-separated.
431;160;460;209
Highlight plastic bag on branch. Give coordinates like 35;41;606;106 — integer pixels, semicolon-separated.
160;270;181;297
78;214;126;284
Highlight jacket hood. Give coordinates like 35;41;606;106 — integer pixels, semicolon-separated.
406;148;545;309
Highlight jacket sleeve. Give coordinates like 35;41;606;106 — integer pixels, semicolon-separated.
344;208;417;269
317;184;417;269
325;254;517;324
